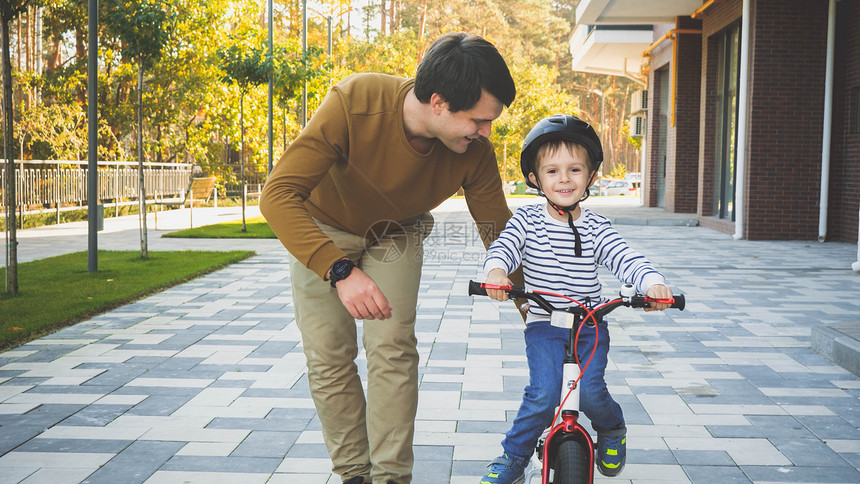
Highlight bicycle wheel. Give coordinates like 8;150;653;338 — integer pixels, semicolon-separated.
553;439;590;484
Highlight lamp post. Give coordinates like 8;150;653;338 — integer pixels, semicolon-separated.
267;0;273;174
299;6;340;129
87;0;98;272
590;88;606;176
307;8;337;55
301;0;307;128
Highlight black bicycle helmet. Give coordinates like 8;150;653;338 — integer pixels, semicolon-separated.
520;115;603;189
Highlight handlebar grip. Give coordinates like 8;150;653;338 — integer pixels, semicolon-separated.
468;280;488;297
672;294;685;311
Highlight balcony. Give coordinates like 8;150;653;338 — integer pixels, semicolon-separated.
575;0;705;25
570;24;653;79
570;0;707;79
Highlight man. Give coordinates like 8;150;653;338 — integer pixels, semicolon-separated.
260;32;520;484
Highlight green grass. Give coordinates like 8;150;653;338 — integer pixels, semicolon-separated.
0;250;254;349
163;216;276;239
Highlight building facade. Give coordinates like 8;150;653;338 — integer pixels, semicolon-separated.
571;0;859;244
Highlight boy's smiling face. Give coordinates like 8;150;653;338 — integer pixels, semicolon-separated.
528;143;596;219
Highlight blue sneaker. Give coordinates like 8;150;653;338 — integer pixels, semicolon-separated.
480;453;527;484
597;427;627;477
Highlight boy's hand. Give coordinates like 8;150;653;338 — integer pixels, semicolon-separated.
485;268;512;302
645;284;672;311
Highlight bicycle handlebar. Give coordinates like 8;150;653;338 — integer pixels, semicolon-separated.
468;280;685;316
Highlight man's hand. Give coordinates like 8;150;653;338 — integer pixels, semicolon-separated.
645;284;672;312
333;267;393;320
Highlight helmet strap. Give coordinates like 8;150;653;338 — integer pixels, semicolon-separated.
537;180;583;257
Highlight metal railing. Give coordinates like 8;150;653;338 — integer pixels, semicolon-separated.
1;160;193;218
224;182;264;198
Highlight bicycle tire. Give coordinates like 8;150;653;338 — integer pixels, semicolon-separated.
553;439;590;484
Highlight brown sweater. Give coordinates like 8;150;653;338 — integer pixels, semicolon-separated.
260;73;514;279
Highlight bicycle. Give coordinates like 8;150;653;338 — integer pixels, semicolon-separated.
468;280;685;484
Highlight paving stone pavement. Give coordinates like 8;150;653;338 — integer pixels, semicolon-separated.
2;198;860;483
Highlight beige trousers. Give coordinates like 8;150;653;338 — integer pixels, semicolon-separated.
289;214;432;484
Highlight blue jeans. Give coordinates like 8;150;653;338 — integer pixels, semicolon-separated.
501;319;625;460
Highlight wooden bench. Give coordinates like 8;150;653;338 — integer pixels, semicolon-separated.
153;177;216;229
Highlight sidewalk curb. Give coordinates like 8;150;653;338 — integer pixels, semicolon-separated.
610;217;698;227
811;324;860;377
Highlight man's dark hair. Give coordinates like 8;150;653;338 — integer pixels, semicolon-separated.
414;32;515;112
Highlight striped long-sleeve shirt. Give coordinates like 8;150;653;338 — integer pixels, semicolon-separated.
484;203;665;324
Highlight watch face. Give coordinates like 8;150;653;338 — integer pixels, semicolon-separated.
333;262;350;278
331;260;354;284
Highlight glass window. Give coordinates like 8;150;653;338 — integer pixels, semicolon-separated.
714;23;741;220
853;87;860;134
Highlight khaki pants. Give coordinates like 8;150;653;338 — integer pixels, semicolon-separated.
290;214;432;484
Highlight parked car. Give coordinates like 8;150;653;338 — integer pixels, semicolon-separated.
623;172;642;192
604;179;636;196
589;178;617;196
599;178;616;187
524;187;540;196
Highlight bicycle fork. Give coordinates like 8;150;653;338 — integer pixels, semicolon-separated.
538;361;595;483
536;310;596;484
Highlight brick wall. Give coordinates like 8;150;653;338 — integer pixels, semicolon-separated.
699;0;836;240
643;17;708;215
646;24;674;208
830;0;860;244
744;0;829;240
670;16;702;214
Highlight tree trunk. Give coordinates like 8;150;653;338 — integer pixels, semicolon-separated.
240;93;246;232
15;17;19;71
33;6;41;105
502;138;507;184
15;17;21;109
288;0;299;37
156;124;162;163
25;8;30;73
46;36;60;71
2;16;18;295
379;0;385;36
76;26;86;104
26;6;32;107
137;59;148;258
417;0;427;60
25;7;31;73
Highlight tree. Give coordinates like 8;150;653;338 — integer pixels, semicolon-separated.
4;0;637;205
129;0;229;165
272;38;328;147
37;0;230;168
217;40;269;232
491;61;578;183
1;0;35;295
333;28;417;77
493;119;514;184
104;0;175;259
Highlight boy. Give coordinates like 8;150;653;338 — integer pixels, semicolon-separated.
480;115;673;483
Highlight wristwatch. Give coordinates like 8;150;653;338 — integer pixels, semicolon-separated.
329;258;355;288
